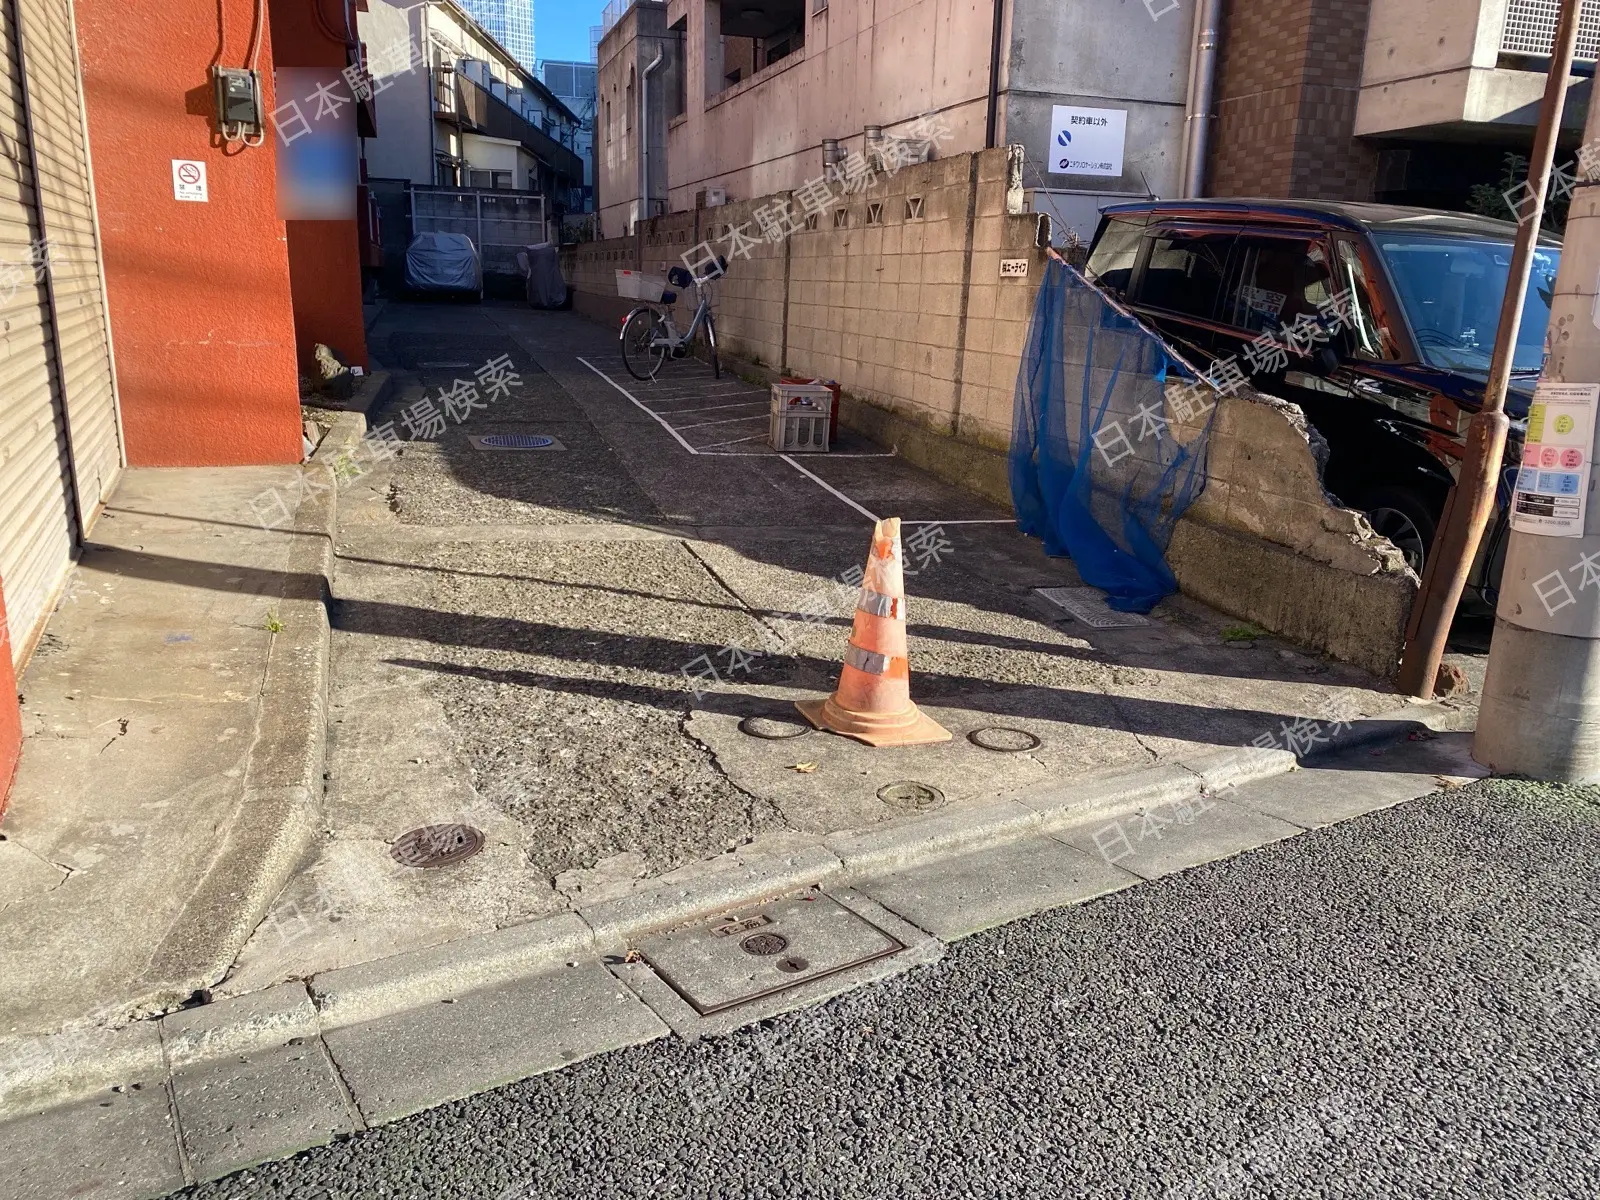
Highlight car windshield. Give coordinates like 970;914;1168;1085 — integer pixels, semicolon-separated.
1377;233;1558;374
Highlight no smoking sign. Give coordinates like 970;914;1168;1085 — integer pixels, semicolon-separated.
172;159;208;202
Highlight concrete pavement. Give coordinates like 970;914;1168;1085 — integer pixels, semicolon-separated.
220;302;1441;999
0;302;1495;1196
4;729;1496;1198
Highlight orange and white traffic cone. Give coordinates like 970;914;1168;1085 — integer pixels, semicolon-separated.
797;517;951;747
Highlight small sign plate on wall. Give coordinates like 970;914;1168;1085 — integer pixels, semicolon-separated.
1000;258;1029;278
172;159;208;202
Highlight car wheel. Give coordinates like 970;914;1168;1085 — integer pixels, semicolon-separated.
1361;487;1437;575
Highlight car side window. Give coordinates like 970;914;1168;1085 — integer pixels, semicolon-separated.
1135;230;1233;322
1223;237;1334;335
1332;238;1401;361
1084;215;1144;296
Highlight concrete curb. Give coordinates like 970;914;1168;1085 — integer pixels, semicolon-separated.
141;417;366;1024
0;692;1471;1120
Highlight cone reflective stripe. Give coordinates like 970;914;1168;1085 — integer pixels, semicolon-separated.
797;517;951;747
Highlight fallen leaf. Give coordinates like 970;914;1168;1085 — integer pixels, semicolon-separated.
789;761;819;773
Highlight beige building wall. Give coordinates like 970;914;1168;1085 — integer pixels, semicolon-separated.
663;0;997;213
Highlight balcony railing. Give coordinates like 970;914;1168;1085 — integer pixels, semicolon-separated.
1501;0;1600;61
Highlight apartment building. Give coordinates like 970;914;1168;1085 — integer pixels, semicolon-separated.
593;0;1600;240
360;0;582;197
593;0;1195;240
541;59;599;211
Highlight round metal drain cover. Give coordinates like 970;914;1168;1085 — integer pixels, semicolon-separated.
968;726;1042;753
775;956;809;974
740;932;789;957
390;824;485;868
738;714;811;740
479;433;555;449
876;781;946;811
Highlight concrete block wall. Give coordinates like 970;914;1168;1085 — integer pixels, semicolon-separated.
1168;383;1416;676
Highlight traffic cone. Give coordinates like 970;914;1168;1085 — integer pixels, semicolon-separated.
797;517;952;747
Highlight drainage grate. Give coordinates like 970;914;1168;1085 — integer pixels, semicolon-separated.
738;714;811;740
390;824;485;868
876;781;946;812
1035;586;1151;629
968;726;1042;753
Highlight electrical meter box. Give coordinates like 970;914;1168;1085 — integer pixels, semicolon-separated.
213;67;264;136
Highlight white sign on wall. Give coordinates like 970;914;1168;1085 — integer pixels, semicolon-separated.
172;159;208;202
1047;106;1127;178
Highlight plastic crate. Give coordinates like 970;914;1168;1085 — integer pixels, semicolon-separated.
616;269;668;301
770;382;833;452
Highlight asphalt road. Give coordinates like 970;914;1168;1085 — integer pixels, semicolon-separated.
178;778;1600;1200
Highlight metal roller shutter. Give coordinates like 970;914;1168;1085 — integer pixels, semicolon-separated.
0;0;75;670
16;0;120;518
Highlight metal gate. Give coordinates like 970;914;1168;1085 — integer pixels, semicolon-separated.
411;187;548;276
0;0;121;671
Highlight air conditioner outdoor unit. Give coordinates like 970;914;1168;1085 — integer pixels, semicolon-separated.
696;186;728;208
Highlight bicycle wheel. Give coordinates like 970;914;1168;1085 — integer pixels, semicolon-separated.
705;312;721;379
621;309;666;381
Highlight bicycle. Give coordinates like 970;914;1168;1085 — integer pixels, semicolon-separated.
619;256;726;382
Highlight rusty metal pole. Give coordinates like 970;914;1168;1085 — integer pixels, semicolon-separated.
1396;0;1584;699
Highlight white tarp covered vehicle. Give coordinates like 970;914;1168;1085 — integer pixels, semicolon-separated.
404;231;483;299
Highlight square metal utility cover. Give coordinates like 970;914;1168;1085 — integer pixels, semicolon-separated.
636;892;905;1015
1035;586;1150;629
468;433;567;452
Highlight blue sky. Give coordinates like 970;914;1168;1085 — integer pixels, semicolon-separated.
537;0;608;64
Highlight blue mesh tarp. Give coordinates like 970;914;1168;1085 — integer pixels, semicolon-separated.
1010;261;1214;613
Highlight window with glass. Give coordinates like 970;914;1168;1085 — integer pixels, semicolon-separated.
1376;234;1559;374
1222;237;1335;335
1137;230;1233;321
1084;215;1143;296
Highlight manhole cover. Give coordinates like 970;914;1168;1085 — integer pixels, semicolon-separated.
738;714;811;740
476;433;556;449
635;893;904;1015
876;781;946;811
390;824;485;868
968;726;1042;752
740;932;789;956
1034;586;1151;629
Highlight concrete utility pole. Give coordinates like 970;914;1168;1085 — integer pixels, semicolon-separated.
1476;88;1600;780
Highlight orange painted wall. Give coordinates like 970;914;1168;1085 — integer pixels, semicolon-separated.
74;0;303;467
272;2;369;372
0;582;22;816
286;221;369;371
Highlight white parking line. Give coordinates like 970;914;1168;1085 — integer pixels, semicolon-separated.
646;400;767;415
674;413;769;431
577;356;699;455
697;434;767;449
780;454;880;522
578;355;885;522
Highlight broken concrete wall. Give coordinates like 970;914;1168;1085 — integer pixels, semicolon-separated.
1166;383;1417;677
560;148;1417;679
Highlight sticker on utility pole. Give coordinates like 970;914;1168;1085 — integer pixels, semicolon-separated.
1048;106;1127;177
172;160;208;202
1510;380;1598;537
1000;258;1029;278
